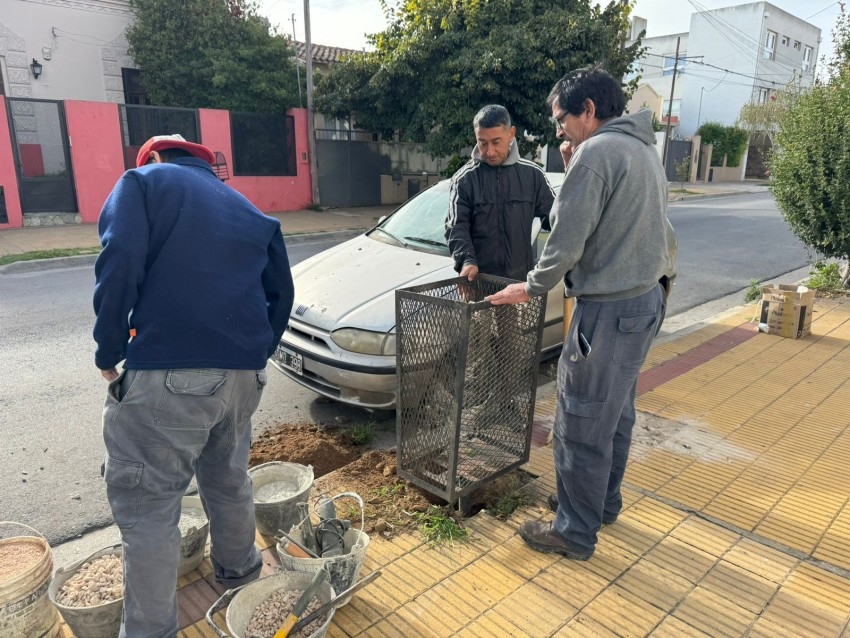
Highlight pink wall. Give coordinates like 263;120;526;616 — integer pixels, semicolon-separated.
198;107;313;213
64;101;126;223
0;97;23;228
0;101;312;228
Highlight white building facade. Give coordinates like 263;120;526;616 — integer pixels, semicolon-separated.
0;0;138;103
631;2;820;137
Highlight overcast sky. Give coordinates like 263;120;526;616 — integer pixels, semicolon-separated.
259;0;843;56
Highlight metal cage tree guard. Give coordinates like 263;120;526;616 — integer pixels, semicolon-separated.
395;275;546;506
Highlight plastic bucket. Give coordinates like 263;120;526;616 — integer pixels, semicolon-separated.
48;544;123;638
276;493;369;606
249;462;314;537
205;571;335;638
0;522;60;638
179;495;210;577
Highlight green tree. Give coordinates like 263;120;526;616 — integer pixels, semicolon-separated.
674;156;690;191
769;8;850;286
127;0;299;112
314;0;644;157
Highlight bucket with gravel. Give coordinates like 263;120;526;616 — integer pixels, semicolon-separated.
179;495;210;577
48;544;123;638
0;521;60;638
276;492;369;607
249;462;314;537
205;570;335;638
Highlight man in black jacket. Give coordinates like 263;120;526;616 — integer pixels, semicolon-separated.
445;104;555;282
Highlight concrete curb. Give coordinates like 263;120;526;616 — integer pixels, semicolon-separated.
0;229;364;275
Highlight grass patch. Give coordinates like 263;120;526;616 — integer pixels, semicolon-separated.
349;422;374;446
0;246;101;267
306;203;324;212
744;278;762;303
371;482;404;500
481;472;533;520
807;261;844;295
413;505;469;547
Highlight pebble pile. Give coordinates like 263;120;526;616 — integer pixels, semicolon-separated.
56;554;123;607
245;588;327;638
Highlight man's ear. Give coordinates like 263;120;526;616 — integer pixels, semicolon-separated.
147;150;162;165
584;99;597;119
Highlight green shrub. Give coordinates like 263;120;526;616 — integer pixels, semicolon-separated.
807;261;843;292
697;121;749;167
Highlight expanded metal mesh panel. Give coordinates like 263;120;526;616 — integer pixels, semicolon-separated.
396;275;546;503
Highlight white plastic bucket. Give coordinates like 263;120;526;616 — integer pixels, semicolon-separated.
205;571;335;638
0;522;60;638
276;492;369;606
249;462;314;537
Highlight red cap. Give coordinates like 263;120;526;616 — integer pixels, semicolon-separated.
135;134;215;168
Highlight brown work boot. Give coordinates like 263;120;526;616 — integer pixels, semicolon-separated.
546;494;617;525
518;520;593;560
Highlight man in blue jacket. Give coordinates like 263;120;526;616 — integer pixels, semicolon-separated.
93;134;294;637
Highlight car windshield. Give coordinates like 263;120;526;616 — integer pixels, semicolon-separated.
370;182;451;255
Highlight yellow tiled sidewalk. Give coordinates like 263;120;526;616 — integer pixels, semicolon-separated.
60;297;850;637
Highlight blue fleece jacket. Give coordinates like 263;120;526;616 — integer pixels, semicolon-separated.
93;157;294;371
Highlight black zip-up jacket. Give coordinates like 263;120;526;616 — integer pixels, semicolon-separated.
445;142;555;281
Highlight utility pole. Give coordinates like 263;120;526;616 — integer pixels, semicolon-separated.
661;36;681;172
291;13;303;108
304;0;320;206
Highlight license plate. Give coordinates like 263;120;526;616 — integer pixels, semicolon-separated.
274;345;303;375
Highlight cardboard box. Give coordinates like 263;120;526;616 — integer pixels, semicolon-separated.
758;284;815;339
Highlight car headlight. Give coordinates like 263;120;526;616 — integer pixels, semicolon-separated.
331;328;396;355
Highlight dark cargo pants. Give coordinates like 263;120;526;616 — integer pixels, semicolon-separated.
552;284;665;555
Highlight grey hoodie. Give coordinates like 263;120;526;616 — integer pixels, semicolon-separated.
526;109;670;301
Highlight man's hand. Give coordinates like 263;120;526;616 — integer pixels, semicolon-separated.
101;367;120;382
560;141;574;168
485;282;531;306
459;263;479;281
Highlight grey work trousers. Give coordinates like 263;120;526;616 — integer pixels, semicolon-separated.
553;284;665;555
102;368;266;638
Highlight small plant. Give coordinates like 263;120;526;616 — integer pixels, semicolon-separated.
674;156;691;191
371;482;404;500
807;261;843;293
349;422;374;446
413;506;468;547
306;202;324;212
744;278;762;302
484;474;531;520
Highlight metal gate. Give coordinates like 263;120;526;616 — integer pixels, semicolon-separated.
7;98;77;214
316;134;380;207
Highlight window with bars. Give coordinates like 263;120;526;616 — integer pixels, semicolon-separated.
230;112;297;176
121;68;151;106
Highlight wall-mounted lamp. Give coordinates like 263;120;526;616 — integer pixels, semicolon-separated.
30;58;43;79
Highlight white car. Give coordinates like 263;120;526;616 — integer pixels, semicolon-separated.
272;174;677;409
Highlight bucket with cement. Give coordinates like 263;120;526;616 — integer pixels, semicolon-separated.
0;522;60;638
205;571;335;638
48;544;123;638
276;492;369;606
249;462;314;537
179;495;210;577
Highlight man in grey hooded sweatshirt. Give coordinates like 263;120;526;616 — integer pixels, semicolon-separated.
488;65;671;560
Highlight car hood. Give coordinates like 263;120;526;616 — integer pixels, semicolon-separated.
290;234;456;333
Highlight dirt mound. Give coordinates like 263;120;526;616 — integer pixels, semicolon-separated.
249;424;360;477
